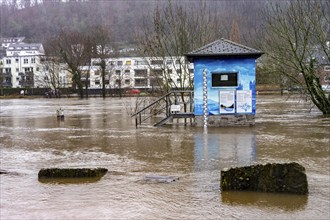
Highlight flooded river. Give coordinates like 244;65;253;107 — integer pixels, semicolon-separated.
0;95;329;219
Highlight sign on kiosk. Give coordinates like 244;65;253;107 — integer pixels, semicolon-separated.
236;90;252;113
219;90;235;114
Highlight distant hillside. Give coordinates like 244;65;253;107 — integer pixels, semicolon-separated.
0;0;271;47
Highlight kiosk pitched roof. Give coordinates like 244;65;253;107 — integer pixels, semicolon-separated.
186;38;263;60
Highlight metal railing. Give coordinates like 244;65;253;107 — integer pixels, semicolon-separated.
132;90;194;127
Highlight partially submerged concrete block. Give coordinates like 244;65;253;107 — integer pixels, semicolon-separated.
0;169;20;176
38;168;108;179
144;175;179;183
220;162;308;194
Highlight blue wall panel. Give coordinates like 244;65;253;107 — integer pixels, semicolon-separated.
194;58;257;116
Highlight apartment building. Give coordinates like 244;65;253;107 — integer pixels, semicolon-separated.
90;56;194;90
0;37;193;90
1;42;45;88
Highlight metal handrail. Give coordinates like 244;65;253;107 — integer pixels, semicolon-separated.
132;90;193;127
131;92;171;117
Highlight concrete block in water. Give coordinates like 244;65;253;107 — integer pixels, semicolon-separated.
144;175;179;183
220;162;308;194
38;168;108;179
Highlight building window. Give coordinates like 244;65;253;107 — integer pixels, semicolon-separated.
16;68;19;72
6;59;11;64
108;61;116;66
125;60;131;65
324;66;330;71
24;59;28;64
134;69;148;77
5;68;11;73
150;69;163;76
95;80;100;85
151;59;163;65
31;58;35;63
125;79;130;85
134;78;147;86
125;70;130;75
177;79;181;84
115;79;121;86
115;70;121;75
150;78;159;86
135;60;148;65
16;58;19;63
117;61;123;66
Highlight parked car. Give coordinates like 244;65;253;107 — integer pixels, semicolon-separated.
126;89;141;95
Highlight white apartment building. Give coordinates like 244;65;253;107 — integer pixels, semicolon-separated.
1;43;45;88
0;39;193;90
90;56;194;90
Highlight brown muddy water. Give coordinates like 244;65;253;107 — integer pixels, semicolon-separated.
0;95;329;220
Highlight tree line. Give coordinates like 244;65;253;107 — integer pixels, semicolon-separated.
0;0;268;45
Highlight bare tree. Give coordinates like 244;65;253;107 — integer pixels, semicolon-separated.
111;63;135;98
137;0;223;93
52;30;92;98
35;57;63;97
262;0;330;114
89;25;113;98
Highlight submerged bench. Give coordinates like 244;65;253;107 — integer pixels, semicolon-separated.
220;162;308;195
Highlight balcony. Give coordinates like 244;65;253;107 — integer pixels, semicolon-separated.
1;82;13;87
0;72;12;77
19;80;34;87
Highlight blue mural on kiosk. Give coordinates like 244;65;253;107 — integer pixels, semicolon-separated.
194;58;257;116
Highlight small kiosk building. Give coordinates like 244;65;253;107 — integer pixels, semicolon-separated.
186;38;263;126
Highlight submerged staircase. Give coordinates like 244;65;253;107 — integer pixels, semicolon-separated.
132;90;195;127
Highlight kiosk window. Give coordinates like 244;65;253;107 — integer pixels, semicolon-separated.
211;72;238;87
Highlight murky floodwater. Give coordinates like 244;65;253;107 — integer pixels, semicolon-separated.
0;95;329;219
